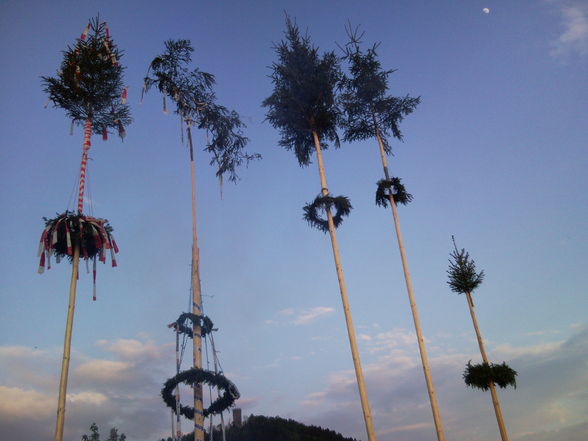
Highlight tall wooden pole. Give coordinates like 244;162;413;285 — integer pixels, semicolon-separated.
54;243;80;441
186;124;205;441
374;123;445;441
312;131;377;441
465;292;510;441
54;118;93;441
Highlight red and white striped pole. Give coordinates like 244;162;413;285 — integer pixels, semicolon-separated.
77;119;92;214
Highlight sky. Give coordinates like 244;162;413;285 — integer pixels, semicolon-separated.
0;1;587;440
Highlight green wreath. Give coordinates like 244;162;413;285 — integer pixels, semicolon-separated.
463;361;517;391
303;194;352;233
375;178;413;208
168;312;214;338
162;368;240;419
38;211;118;271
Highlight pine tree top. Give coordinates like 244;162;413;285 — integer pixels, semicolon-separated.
144;39;258;182
339;24;419;154
263;15;342;167
42;17;131;135
447;236;485;294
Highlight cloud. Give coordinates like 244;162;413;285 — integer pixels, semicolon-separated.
550;1;588;56
96;338;164;360
73;359;133;382
297;326;588;441
267;306;335;326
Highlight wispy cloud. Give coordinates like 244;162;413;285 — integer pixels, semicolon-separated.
549;1;588;57
267;306;335;326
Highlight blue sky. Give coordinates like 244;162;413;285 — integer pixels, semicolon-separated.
1;1;587;440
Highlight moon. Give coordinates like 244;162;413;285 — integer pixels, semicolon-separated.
483;8;490;13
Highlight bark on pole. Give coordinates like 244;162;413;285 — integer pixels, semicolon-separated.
465;292;510;441
312;131;377;441
53;243;80;441
374;129;445;441
187;125;205;441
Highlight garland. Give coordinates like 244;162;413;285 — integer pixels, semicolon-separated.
162;368;240;419
38;211;118;272
168;312;214;338
375;178;413;208
463;361;517;391
303;194;353;233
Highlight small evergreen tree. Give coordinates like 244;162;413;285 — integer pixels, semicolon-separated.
263;16;375;441
447;236;516;441
82;423;126;441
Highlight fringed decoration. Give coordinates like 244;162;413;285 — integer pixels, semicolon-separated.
80;23;90;41
37;212;119;300
162;95;168;115
117;119;126;140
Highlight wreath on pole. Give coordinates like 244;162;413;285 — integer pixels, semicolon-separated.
303;194;353;233
167;312;214;338
162;368;240;419
375;177;413;208
463;361;518;391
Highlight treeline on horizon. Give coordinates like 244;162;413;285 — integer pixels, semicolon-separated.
159;415;359;441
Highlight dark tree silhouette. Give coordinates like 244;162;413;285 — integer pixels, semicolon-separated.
263;16;375;441
447;236;516;441
339;24;445;441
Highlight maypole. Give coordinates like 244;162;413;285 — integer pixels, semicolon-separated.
263;17;376;441
447;237;517;441
40;18;130;441
340;26;445;441
144;39;258;441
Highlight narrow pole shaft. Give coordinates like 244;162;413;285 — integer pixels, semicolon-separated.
187;125;205;441
77;119;92;214
54;243;80;441
465;292;509;441
374;129;445;441
312;132;377;441
175;329;182;440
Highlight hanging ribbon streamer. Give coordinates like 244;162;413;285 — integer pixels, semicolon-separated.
70;120;75;136
140;82;146;105
162;95;168;114
80;23;90;41
121;87;127;104
102;126;108;141
117;119;126;140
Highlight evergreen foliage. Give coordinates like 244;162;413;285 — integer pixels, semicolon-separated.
463;361;518;391
82;423;126;441
169;312;214;338
303;194;352;232
144;39;258;182
339;24;419;153
204;415;359;441
161;368;240;420
447;236;485;294
263;15;342;166
375;177;413;207
42;18;131;136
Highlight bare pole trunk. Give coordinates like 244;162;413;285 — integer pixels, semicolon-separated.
373;121;445;441
53;243;80;441
311;131;377;441
54;118;93;441
186;124;205;441
465;292;509;441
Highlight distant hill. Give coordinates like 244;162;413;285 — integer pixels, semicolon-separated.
165;415;359;441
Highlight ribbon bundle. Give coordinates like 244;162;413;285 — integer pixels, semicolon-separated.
38;212;119;300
